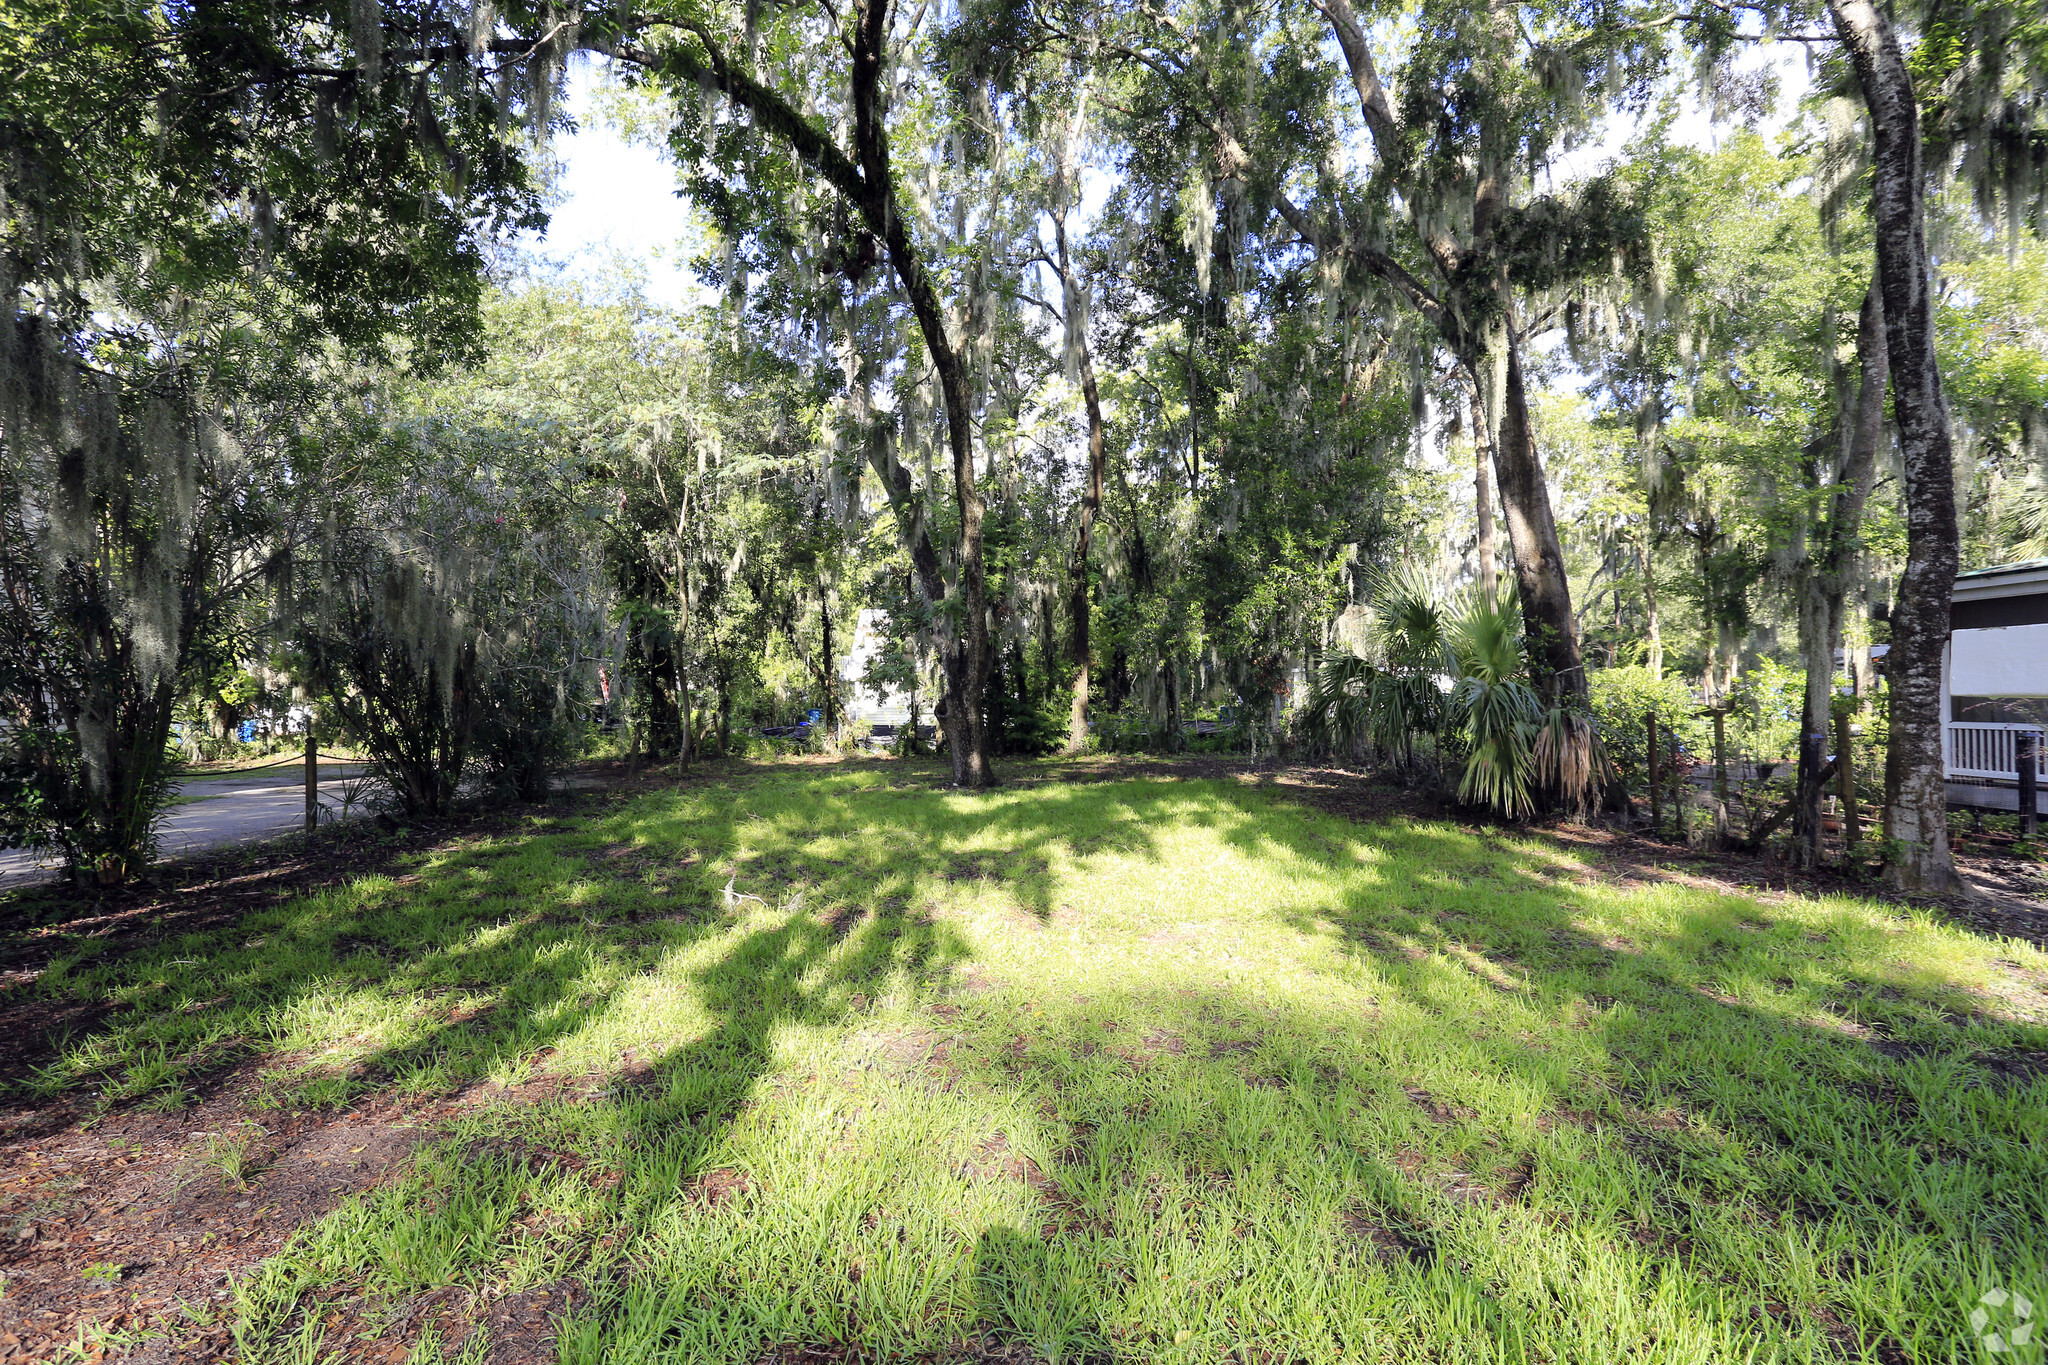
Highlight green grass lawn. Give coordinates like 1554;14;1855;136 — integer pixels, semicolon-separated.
21;763;2048;1363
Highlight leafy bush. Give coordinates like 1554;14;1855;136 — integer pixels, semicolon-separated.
296;556;477;820
1449;593;1544;818
472;669;581;804
1726;659;1803;763
1304;578;1606;817
1588;667;1709;781
0;728;179;882
1299;565;1449;770
1003;697;1069;757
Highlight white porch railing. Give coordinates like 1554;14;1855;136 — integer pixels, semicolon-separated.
1945;722;2046;781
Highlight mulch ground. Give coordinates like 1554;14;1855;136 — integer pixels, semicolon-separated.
0;754;2040;1362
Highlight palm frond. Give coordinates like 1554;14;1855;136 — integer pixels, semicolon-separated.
1301;653;1382;752
2008;479;2048;560
1368;562;1450;674
1446;589;1543;818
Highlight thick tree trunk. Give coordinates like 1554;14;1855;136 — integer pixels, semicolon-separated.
1302;0;1584;704
684;0;997;785
1068;367;1105;755
1492;339;1587;703
1828;0;1959;891
1795;284;1886;869
847;0;994;787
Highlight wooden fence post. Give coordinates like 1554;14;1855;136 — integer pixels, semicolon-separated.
304;729;318;835
2021;729;2040;841
1646;712;1661;836
1712;709;1729;804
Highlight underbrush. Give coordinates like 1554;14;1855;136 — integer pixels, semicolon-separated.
12;763;2048;1362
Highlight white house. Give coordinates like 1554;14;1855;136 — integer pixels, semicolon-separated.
838;608;913;730
1943;558;2048;813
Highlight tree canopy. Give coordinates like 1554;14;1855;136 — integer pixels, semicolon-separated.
4;0;2046;888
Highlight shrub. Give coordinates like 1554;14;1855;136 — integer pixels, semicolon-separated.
472;669;580;804
1003;697;1068;756
1725;659;1803;763
1589;667;1709;782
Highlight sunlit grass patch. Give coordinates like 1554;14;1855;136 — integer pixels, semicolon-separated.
16;764;2048;1362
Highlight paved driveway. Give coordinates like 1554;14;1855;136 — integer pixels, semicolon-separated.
0;764;373;889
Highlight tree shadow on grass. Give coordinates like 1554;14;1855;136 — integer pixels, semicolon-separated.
14;769;2047;1364
535;781;2042;1361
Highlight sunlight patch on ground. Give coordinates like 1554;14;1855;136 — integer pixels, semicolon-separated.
14;764;2047;1362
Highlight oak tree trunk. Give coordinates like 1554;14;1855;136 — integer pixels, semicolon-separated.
1493;339;1587;704
1795;285;1886;869
1828;0;1958;891
1068;340;1106;756
849;0;994;787
677;0;998;785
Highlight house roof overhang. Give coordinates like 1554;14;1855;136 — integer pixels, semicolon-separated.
1954;559;2048;604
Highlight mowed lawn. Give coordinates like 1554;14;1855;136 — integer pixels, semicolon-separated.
19;764;2048;1363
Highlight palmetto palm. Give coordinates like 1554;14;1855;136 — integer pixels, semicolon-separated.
1303;565;1450;768
1448;591;1545;819
1310;573;1605;819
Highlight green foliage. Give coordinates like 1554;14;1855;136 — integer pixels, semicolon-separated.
1449;594;1546;820
472;669;581;806
1301;567;1451;770
2;0;546;363
299;584;476;822
17;766;2047;1363
1001;694;1069;758
1305;577;1606;819
2;0;555;879
1589;668;1710;780
1726;660;1804;764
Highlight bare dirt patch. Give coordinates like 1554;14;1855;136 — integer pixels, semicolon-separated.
1537;822;2048;949
1969;1048;2048;1090
1403;1087;1476;1125
685;1167;755;1207
0;1082;434;1364
753;1334;1048;1364
1338;1205;1434;1266
848;1028;962;1090
481;1279;586;1365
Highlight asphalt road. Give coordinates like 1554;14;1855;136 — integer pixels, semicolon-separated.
0;763;373;889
